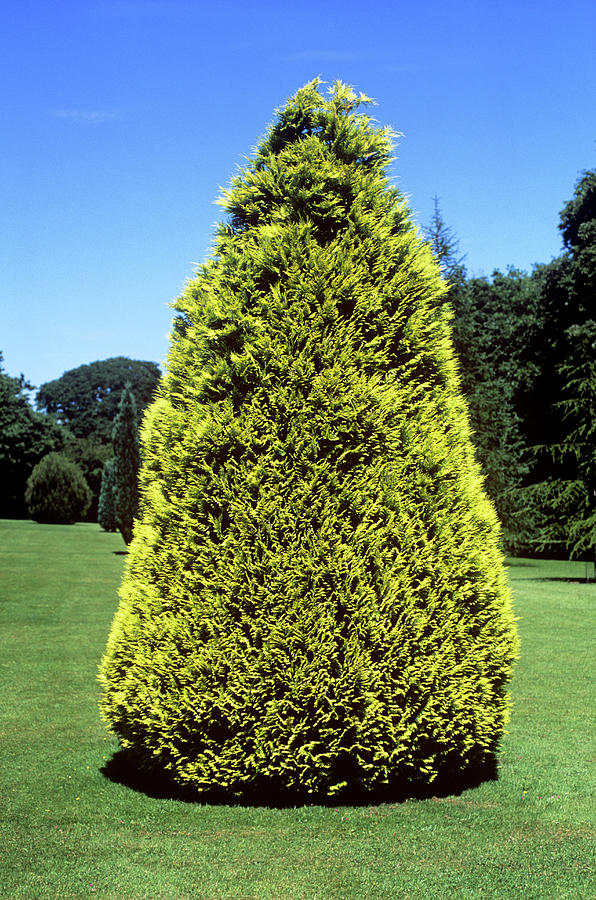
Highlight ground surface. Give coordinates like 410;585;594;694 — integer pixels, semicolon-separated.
0;519;594;899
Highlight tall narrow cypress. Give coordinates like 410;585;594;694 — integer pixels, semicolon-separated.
100;81;518;798
98;457;117;533
112;384;139;545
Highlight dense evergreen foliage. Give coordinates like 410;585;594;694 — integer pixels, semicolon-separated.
98;457;118;532
455;270;539;554
112;385;140;545
427;171;595;567
0;354;68;517
25;452;91;524
524;171;596;563
100;81;517;799
63;437;113;523
423;206;532;551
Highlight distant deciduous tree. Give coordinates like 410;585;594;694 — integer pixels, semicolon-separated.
36;357;160;520
526;170;596;566
64;437;113;523
36;357;161;443
0;353;68;517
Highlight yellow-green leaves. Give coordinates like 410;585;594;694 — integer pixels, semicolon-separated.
99;81;518;800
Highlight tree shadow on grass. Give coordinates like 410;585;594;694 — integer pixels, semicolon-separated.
100;748;498;809
537;577;595;584
113;550;128;556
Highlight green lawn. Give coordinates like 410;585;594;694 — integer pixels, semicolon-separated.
1;519;594;899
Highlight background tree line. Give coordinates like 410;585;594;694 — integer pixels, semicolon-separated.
428;168;596;564
0;357;159;541
1;167;594;562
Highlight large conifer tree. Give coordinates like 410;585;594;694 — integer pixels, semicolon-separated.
100;81;518;798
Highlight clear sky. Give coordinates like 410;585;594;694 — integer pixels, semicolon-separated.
2;0;595;390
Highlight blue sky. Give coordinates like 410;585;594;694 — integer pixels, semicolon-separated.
2;0;595;390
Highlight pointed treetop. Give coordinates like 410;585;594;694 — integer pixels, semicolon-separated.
257;79;382;159
215;80;400;243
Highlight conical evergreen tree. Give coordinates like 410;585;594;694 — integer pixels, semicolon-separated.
100;80;518;799
98;457;117;532
112;384;139;545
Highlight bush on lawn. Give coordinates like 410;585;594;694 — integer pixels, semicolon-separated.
25;452;91;525
100;80;518;799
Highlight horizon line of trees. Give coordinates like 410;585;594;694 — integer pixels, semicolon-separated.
0;356;158;541
426;166;595;565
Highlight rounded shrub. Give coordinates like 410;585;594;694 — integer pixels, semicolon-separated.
99;80;518;799
25;452;91;525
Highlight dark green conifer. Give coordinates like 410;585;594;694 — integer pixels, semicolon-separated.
25;452;91;524
100;81;518;798
112;385;139;545
98;457;117;532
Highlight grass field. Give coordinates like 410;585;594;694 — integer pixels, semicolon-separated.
1;519;595;899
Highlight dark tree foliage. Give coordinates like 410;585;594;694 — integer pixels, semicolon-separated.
98;457;118;532
112;385;140;545
526;170;596;563
0;354;68;517
456;270;542;554
36;357;161;443
64;437;113;522
36;357;158;521
100;81;517;800
25;452;91;524
530;322;596;567
423;202;535;553
560;169;596;292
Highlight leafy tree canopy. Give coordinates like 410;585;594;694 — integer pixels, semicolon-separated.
36;357;161;443
559;169;596;257
0;353;68;516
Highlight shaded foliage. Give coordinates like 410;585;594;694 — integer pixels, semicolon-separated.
98;457;118;532
0;354;68;517
25;452;91;524
36;358;159;520
424;204;535;553
63;436;113;522
112;385;139;545
522;170;596;563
